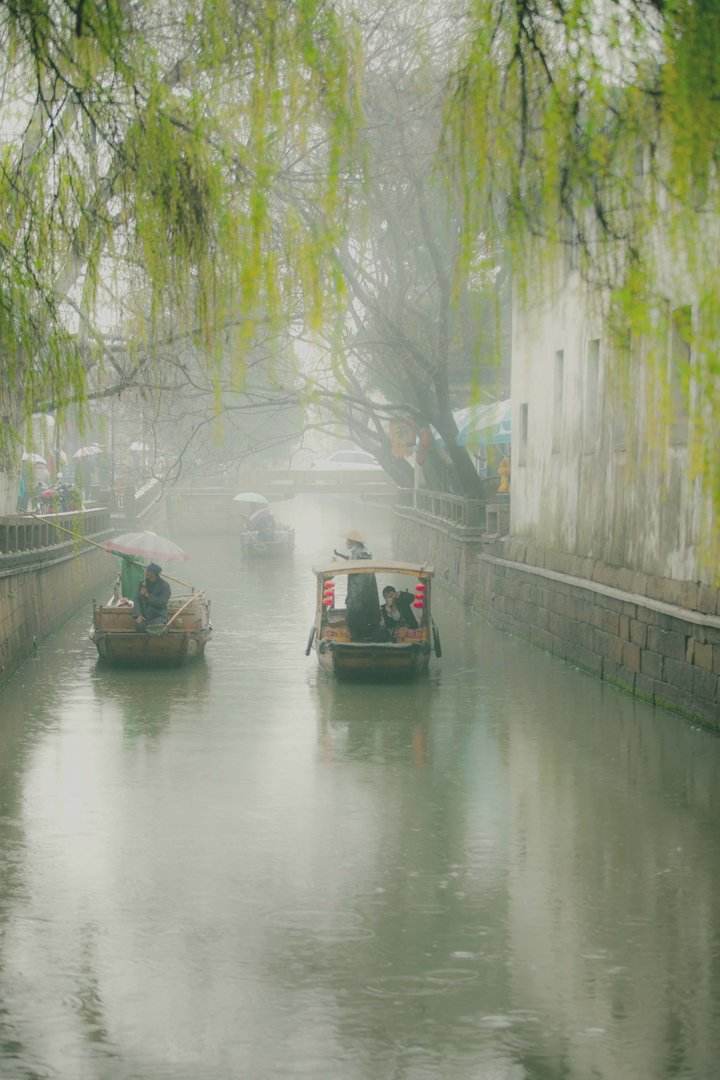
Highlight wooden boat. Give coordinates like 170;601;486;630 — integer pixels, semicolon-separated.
90;593;212;665
306;560;441;679
240;526;295;556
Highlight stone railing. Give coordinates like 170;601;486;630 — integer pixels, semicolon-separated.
396;484;512;536
397;488;486;529
0;508;112;569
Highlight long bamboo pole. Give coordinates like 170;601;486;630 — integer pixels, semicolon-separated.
162;591;205;631
29;514;196;590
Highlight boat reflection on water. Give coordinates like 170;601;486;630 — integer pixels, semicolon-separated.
312;676;437;769
90;658;211;741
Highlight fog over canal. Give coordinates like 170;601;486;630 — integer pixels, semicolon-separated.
1;497;719;1080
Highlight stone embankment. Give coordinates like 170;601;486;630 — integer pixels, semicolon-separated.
394;502;720;729
0;509;114;683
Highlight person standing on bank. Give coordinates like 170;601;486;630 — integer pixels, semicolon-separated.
133;563;171;630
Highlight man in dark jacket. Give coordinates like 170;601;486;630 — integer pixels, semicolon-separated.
133;563;171;630
380;585;415;639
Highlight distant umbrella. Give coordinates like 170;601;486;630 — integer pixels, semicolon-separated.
103;530;188;562
21;452;47;464
73;444;103;459
233;491;269;506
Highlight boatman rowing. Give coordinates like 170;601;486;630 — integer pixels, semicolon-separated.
133;563;171;631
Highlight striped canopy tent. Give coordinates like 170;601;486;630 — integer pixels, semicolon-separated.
454;399;511;449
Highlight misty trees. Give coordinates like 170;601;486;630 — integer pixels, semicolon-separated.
4;0;719;510
0;0;358;467
297;1;508;497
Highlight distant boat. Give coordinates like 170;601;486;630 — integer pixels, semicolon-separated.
306;560;441;679
240;526;295;556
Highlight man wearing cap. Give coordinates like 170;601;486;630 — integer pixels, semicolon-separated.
133;563;171;630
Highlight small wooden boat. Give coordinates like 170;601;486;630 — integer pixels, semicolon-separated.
240;526;295;556
306;560;441;679
90;593;212;666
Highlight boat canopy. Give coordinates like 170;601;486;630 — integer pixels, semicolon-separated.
313;560;434;578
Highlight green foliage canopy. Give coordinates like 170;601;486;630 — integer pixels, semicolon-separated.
0;0;360;465
447;0;720;518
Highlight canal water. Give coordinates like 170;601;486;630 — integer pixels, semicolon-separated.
1;497;719;1080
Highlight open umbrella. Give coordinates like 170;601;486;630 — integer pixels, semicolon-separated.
22;452;47;464
73;444;103;459
233;491;269;506
102;530;189;562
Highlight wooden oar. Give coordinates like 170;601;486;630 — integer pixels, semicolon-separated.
146;591;205;635
29;514;195;590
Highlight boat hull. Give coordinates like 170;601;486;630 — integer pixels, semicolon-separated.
241;529;295;556
91;595;212;667
317;640;430;680
92;628;211;666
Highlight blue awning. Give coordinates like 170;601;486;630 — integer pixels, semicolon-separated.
454;400;511;448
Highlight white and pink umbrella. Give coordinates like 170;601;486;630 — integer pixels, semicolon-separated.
103;530;188;563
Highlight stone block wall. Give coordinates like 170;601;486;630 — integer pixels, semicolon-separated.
503;537;720;617
472;556;720;728
0;548;112;683
394;511;720;730
393;509;478;597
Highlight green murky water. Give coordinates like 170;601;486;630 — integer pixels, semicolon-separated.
1;498;719;1079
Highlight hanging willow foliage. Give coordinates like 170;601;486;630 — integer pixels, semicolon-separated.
446;0;720;534
0;0;361;464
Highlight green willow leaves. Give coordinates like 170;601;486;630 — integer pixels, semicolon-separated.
447;0;720;522
0;0;360;462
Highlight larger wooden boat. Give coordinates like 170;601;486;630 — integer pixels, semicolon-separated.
91;593;212;665
306;560;441;679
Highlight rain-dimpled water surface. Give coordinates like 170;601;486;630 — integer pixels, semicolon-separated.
1;497;719;1080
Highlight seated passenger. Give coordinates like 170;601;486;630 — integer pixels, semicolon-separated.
380;585;415;638
251;507;275;540
133;563;171;630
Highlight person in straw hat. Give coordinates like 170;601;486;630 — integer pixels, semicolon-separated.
338;530;381;641
345;529;370;561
